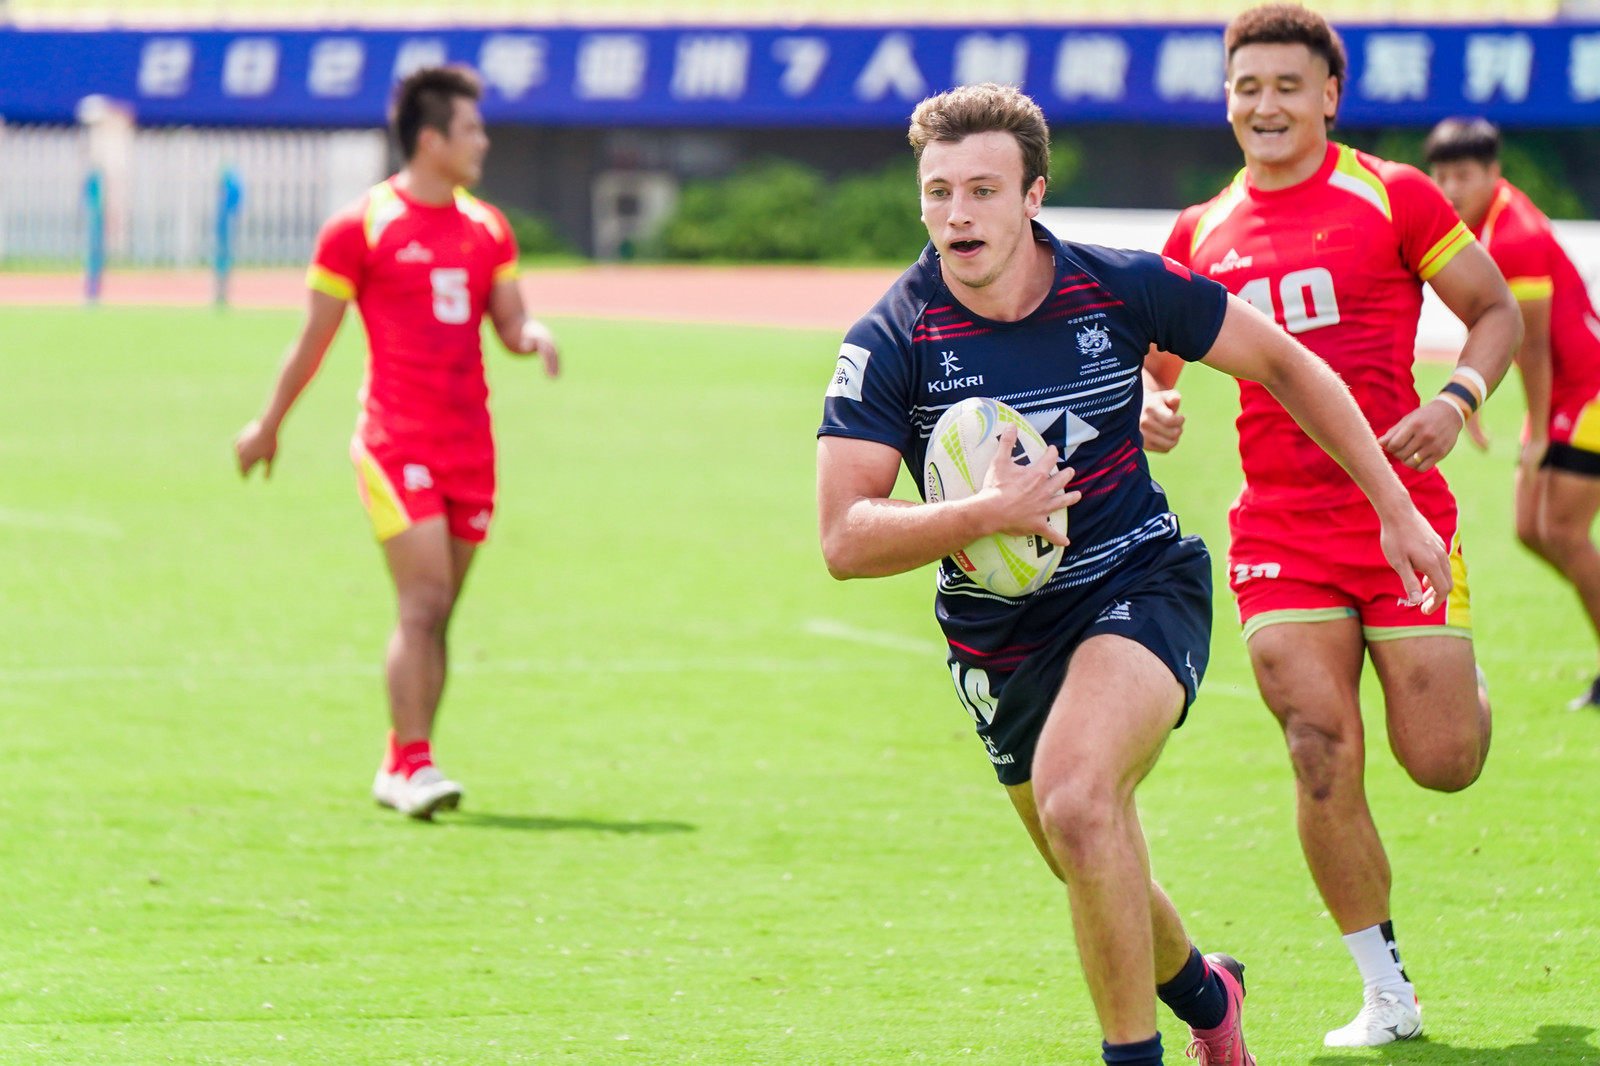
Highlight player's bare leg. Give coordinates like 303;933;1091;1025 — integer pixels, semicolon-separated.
1513;454;1550;563
374;516;476;817
1299;633;1485;1045
1369;636;1489;794
383;517;475;741
1014;777;1259;1060
1249;618;1385;930
1019;635;1251;1063
1006;786;1192;977
1521;468;1600;707
443;531;478;707
1249;618;1422;1046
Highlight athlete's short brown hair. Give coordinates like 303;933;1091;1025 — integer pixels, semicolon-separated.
1226;3;1348;114
391;66;482;161
908;83;1050;193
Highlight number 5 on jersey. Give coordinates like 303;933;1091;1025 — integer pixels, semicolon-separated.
1238;267;1341;334
431;268;470;324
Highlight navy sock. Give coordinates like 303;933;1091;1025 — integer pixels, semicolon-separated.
1157;946;1228;1031
1380;919;1411;983
1102;1033;1163;1065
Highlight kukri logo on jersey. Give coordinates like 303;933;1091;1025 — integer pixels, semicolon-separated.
928;349;984;393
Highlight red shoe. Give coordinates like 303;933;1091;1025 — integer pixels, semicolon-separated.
1185;953;1255;1065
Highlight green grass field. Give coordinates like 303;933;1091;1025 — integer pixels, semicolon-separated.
0;305;1596;1065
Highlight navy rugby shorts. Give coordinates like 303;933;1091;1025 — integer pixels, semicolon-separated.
946;535;1213;787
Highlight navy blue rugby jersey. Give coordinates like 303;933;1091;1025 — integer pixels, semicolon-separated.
818;223;1229;656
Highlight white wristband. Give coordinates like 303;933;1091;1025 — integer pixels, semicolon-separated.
1430;394;1468;427
1452;365;1489;401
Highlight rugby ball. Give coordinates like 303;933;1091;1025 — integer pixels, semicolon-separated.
924;397;1068;597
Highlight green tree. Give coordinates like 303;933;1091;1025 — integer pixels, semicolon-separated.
823;160;927;262
499;206;576;257
659;159;829;261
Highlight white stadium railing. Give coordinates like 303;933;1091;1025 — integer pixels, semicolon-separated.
0;123;385;265
0;123;83;263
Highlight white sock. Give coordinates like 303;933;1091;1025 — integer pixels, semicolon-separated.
1342;922;1413;997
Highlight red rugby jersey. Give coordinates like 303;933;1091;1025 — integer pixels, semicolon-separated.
1472;178;1600;426
308;178;519;443
1164;142;1474;510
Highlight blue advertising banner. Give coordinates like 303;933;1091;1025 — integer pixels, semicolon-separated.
1;24;1596;128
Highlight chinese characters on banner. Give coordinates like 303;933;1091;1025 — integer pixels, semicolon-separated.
3;24;1595;126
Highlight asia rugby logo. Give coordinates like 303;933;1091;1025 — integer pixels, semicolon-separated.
826;342;870;402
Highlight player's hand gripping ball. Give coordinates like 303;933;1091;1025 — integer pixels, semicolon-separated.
924;397;1068;597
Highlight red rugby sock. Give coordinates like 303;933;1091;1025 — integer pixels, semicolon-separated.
394;739;434;778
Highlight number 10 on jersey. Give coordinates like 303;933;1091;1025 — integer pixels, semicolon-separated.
1237;267;1341;335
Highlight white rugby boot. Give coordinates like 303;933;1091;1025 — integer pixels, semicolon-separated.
372;764;404;809
1323;987;1422;1047
390;764;463;820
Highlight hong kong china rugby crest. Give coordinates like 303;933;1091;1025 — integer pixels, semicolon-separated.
1076;323;1112;357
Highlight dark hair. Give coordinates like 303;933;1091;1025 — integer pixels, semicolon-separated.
1424;117;1501;166
1225;3;1348;115
391;66;482;161
908;83;1050;193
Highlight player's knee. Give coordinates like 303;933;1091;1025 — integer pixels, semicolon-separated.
1282;718;1358;801
397;583;456;634
1033;774;1121;862
1538;519;1593;567
1402;736;1485;793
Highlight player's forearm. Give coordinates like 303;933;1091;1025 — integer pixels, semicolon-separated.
492;311;528;352
488;277;538;352
1516;336;1553;437
257;340;329;431
1455;295;1522;401
257;291;344;431
822;495;1001;579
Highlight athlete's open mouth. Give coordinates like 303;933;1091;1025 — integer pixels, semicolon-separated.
949;239;985;255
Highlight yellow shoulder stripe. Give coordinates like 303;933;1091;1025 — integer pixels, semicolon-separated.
1327;143;1391;220
1190;170;1248;258
492;260;519;283
454;188;506;242
363;181;406;247
1480;184;1513;246
1419;221;1474;281
1508;276;1554;301
307;264;355;301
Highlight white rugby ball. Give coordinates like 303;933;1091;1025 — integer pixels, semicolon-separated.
923;396;1068;597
